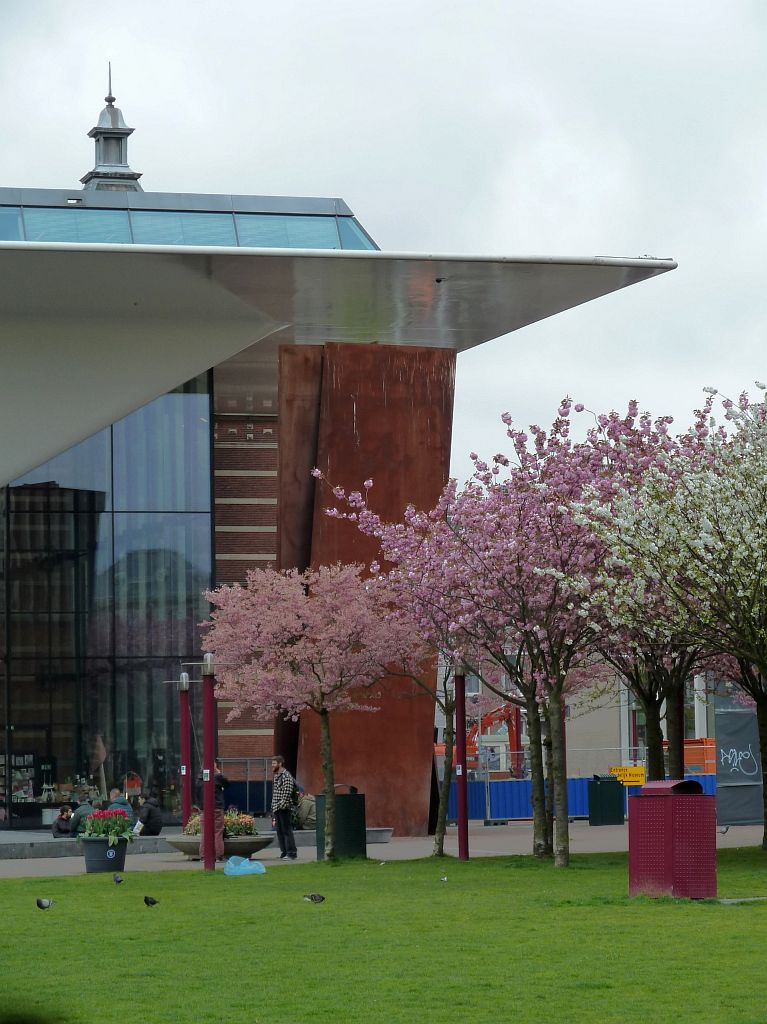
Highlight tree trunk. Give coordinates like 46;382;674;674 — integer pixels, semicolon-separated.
643;699;666;782
525;695;550;858
665;683;685;780
548;688;570;868
542;708;554;855
319;708;336;860
755;698;767;852
433;701;454;857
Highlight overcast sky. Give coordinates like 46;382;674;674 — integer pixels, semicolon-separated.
1;1;764;482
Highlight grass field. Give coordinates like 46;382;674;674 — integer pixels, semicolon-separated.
2;849;767;1024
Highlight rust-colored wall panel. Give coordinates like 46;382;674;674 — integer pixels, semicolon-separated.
309;344;455;567
277;346;324;573
274;346;324;766
296;343;456;836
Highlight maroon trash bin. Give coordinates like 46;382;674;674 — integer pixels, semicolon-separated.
628;779;716;898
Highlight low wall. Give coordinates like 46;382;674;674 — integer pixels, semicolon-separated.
0;828;393;860
0;836;173;860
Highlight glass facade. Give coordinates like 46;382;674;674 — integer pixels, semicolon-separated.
0;206;377;250
0;188;378;829
0;374;212;827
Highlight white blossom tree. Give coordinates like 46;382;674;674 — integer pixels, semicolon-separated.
580;386;767;842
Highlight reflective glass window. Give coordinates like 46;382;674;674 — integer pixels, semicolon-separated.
337;217;377;250
11;429;111;512
130;210;237;246
9;550;49;614
0;207;22;240
7;513;113;656
113;512;211;657
9;512;46;555
235;213;341;249
6;657;112;793
0;374;212;820
23;208;131;243
112;657;186;810
9;614;48;659
113;384;211;513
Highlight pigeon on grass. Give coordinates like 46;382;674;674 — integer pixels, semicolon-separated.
143;896;159;907
113;874;124;885
303;893;326;903
35;898;54;910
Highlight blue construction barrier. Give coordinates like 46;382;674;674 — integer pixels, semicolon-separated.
448;774;717;820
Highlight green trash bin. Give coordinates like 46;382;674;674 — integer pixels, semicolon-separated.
588;774;625;826
315;790;366;859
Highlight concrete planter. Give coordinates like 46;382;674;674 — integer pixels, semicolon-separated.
167;835;273;859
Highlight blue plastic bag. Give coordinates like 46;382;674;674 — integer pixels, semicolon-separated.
224;856;266;876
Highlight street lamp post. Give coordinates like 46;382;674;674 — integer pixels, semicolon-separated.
201;653;217;871
454;661;469;861
178;672;192;828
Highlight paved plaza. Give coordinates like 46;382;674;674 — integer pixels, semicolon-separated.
0;821;762;879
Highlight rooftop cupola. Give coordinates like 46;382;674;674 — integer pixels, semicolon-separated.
80;66;143;191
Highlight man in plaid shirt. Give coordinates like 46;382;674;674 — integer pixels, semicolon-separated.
271;755;297;860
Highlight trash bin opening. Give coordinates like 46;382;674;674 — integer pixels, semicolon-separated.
638;779;703;796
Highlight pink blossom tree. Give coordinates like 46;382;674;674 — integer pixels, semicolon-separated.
201;562;426;859
319;401;613;867
319;396;722;862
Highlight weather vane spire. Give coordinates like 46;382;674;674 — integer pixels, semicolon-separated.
106;61;115;105
81;64;143;191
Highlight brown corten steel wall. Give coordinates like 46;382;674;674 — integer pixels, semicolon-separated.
273;346;325;768
293;342;456;836
276;346;324;573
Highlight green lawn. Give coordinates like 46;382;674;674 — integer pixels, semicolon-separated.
3;849;767;1024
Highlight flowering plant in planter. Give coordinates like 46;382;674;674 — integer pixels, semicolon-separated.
223;810;260;836
78;809;135;847
182;808;259;837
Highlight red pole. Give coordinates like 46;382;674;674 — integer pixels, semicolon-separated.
202;653;217;871
512;706;522;778
178;672;192;828
454;664;469;861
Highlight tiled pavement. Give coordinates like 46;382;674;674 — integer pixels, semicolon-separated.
0;820;762;879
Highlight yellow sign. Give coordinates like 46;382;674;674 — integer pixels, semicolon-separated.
608;765;646;786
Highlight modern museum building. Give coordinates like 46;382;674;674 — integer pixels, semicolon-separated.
0;88;674;831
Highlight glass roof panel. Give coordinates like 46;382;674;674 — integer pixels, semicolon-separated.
130;210;237;246
235;213;340;249
337;217;377;250
0;207;22;241
24;208;131;243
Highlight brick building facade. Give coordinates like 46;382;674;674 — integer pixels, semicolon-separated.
213;412;279;774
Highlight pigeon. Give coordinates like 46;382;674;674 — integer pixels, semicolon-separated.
36;898;54;910
303;893;325;903
143;896;159;907
113;874;124;885
719;825;730;835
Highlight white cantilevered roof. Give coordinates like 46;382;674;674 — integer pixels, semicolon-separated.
0;241;675;485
